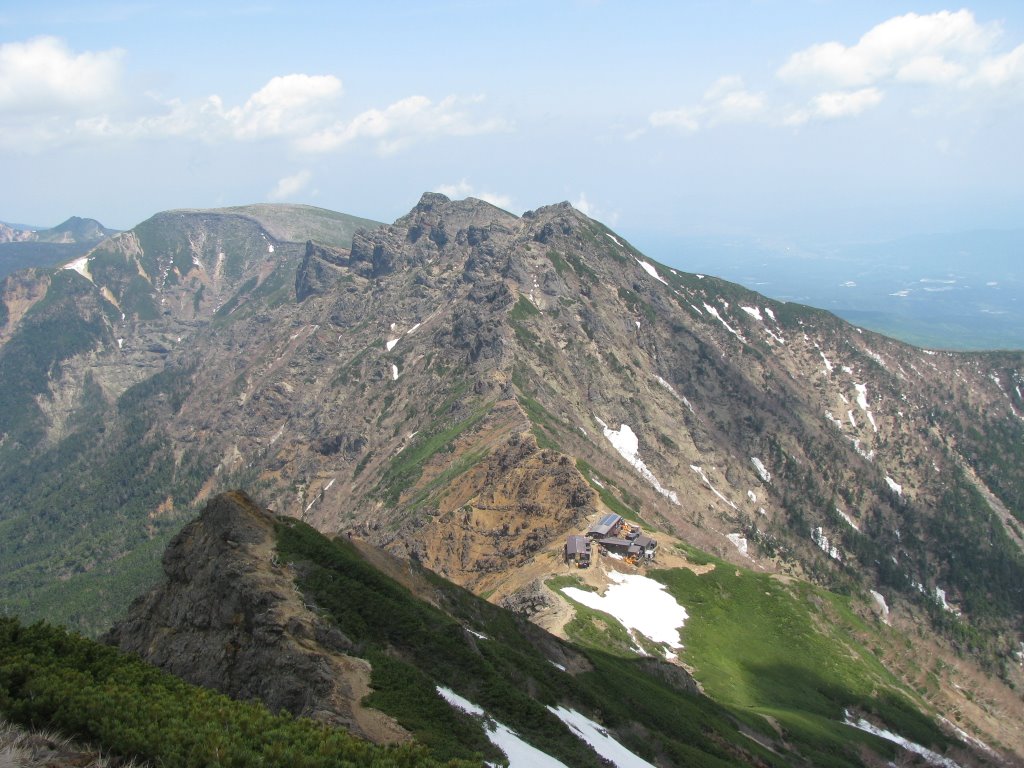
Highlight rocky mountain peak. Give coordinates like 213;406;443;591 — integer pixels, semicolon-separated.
105;491;409;743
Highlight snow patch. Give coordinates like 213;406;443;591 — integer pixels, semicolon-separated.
750;457;770;483
63;255;93;282
747;490;757;503
854;383;878;432
605;232;623;248
634;257;668;285
561;571;688;650
764;307;776;322
727;533;749;557
835;507;859;531
437;687;568;767
870;590;890;623
391;364;399;380
843;711;962;768
820;351;834;374
385;337;399;352
691;465;738;510
885;476;903;496
934;586;956;613
116;338;124;349
599;419;680;504
547;707;657;768
703;303;746;342
740;305;762;321
812;527;841;561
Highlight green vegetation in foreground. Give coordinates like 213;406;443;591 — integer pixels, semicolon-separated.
276;517;763;768
650;551;958;767
0;617;463;768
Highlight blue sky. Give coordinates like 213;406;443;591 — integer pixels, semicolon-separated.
2;1;1022;246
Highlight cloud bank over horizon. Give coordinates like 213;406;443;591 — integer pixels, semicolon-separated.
2;3;1021;242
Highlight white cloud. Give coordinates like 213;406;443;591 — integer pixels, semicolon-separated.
785;87;884;125
0;36;123;113
296;95;509;154
433;179;512;210
649;75;765;133
269;170;312;201
648;107;700;132
895;55;967;84
224;74;342;139
571;193;619;225
974;43;1024;88
778;10;996;88
573;192;593;216
0;39;507;155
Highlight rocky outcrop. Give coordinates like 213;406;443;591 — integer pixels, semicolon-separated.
295;240;351;301
104;491;409;744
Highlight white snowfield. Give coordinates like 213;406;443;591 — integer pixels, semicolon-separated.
843;711;962;768
547;706;658;768
63;255;93;282
436;687;657;768
561;571;688;650
869;590;890;623
690;465;738;510
634;256;668;285
727;533;749;557
436;687;568;767
750;457;771;483
596;417;680;505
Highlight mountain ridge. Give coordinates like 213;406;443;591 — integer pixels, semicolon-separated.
0;193;1021;761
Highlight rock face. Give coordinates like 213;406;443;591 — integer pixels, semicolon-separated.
104;491;409;744
296;240;351;301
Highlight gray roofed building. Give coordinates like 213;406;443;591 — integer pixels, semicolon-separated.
586;513;623;538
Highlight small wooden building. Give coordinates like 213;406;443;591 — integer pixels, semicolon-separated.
565;534;592;567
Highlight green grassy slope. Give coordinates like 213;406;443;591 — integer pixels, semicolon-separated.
550;545;966;768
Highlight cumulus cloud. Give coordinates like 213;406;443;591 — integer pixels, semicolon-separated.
433;179;512;210
649;75;765;133
0;37;508;154
974;43;1024;88
785;87;884;126
296;95;509;154
223;75;342;139
777;10;996;88
0;36;123;113
269;170;313;201
646;10;1024;139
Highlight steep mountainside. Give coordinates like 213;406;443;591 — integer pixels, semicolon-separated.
0;194;1022;759
97;490;999;767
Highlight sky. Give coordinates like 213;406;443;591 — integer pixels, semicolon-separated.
1;1;1022;248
